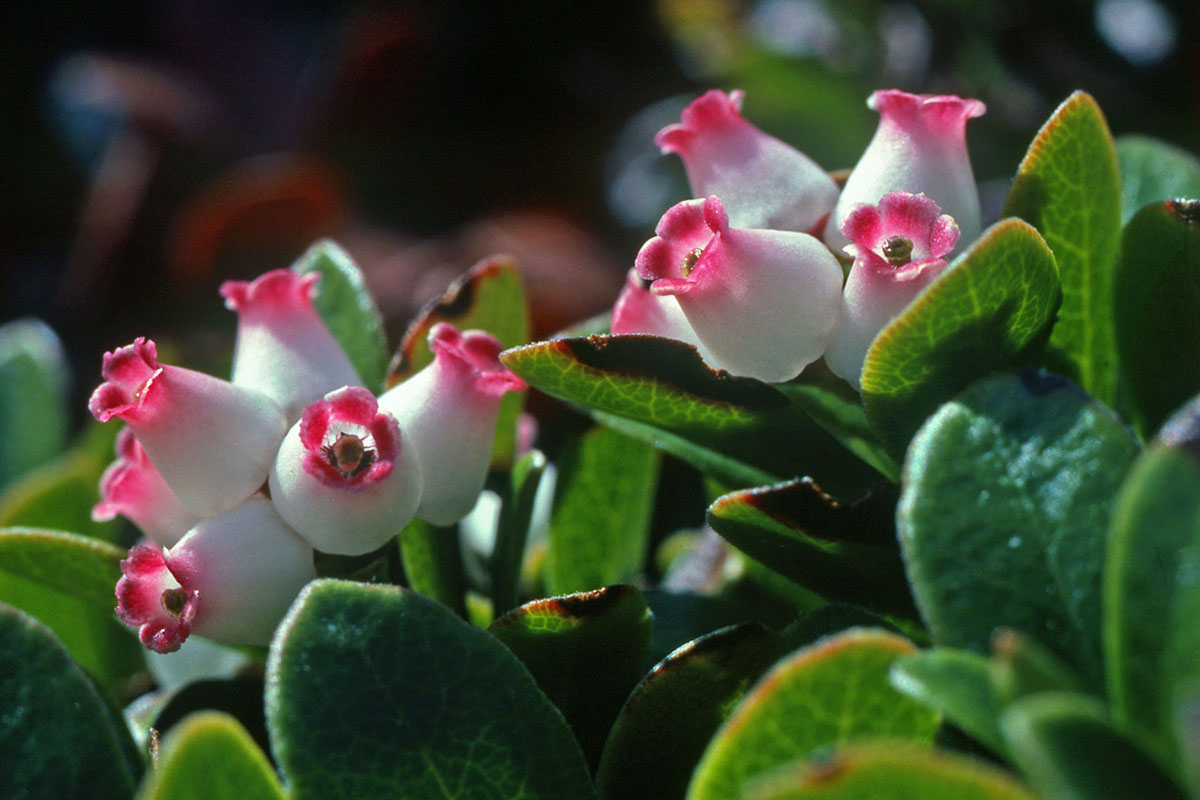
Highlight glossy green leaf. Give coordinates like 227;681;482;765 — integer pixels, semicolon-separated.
292;238;389;390
0;449;119;541
266;579;595;800
490;585;652;771
398;519;466;616
861;219;1061;460
1000;693;1187;800
707;479;912;616
1003;91;1121;404
0;318;69;489
1116;135;1200;223
0;602;141;800
151;676;271;765
545;427;660;594
0;528;126;607
136;712;283;800
501;336;883;496
890;649;1006;755
490;449;546;615
1113;200;1200;436
686;628;939;800
596;622;786;800
899;371;1139;685
743;741;1038;800
988;628;1083;707
1106;433;1200;764
388;255;530;466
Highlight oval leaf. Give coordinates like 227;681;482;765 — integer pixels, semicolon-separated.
136;712;283;800
861;219;1061;460
1003;91;1122;404
899;371;1138;685
0;527;125;607
1116;135;1200;223
0;319;69;488
686;628;939;800
266;579;595;800
890;649;1006;756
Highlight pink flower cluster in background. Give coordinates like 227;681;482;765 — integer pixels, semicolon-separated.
90;269;525;653
613;87;985;387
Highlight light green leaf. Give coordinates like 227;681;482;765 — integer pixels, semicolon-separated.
0;319;69;489
490;449;546;615
136;712;283;800
890;649;1006;756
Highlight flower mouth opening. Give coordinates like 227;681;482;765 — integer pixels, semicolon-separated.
321;430;378;479
680;247;705;278
161;587;191;616
881;235;914;267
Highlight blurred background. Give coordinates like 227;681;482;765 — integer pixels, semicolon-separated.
2;0;1198;421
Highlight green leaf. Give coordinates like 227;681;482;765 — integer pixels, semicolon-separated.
1000;693;1187;800
988;628;1083;707
266;579;595;800
596;622;786;800
0;319;69;489
743;741;1038;800
0;449;120;541
136;712;283;800
490;585;652;771
490;449;546;615
706;480;913;616
1116;135;1200;224
398;519;466;616
501;336;883;496
890;649;1006;756
0;528;126;607
1106;436;1200;765
291;239;389;390
642;589;776;666
388;255;530;466
1003;91;1122;404
0;602;141;800
899;371;1139;686
861;219;1061;460
686;628;939;800
151;676;270;762
1113;200;1200;436
545;427;660;595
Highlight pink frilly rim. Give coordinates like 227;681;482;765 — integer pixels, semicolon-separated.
428;323;526;396
654;89;747;155
220;269;319;314
634;195;730;297
841;191;960;276
115;543;198;654
868;89;986;134
299;386;400;489
88;338;163;423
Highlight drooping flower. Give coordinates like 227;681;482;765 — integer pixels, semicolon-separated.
378;324;526;526
221;269;362;423
826;89;985;250
115;496;315;653
269;386;422;556
656;89;839;234
824;191;959;390
611;268;716;363
92;427;203;548
635;195;844;383
88;338;288;517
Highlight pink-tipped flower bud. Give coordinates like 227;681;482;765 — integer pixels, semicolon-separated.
92;427;203;548
115;496;315;652
221;270;362;422
635;196;844;383
656;89;838;234
378;324;526;526
88;338;288;517
269;386;422;556
824;191;959;390
826;90;985;251
611;268;716;364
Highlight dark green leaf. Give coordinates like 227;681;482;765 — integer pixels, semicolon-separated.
707;480;913;616
1000;693;1187;800
545;427;660;594
501;336;883;496
743;741;1038;800
890;648;1006;756
0;319;69;489
266;579;595;799
988;628;1083;707
1003;91;1122;404
490;585;651;771
0;602;141;800
642;589;772;667
291;239;389;391
0;528;126;607
388;255;530;466
596;623;786;800
861;219;1061;460
1116;135;1200;224
686;628;939;800
899;371;1139;686
398;519;466;616
136;712;283;800
490;450;546;615
1113;200;1200;436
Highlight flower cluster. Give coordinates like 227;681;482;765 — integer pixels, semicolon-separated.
90;270;525;653
613;88;984;387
